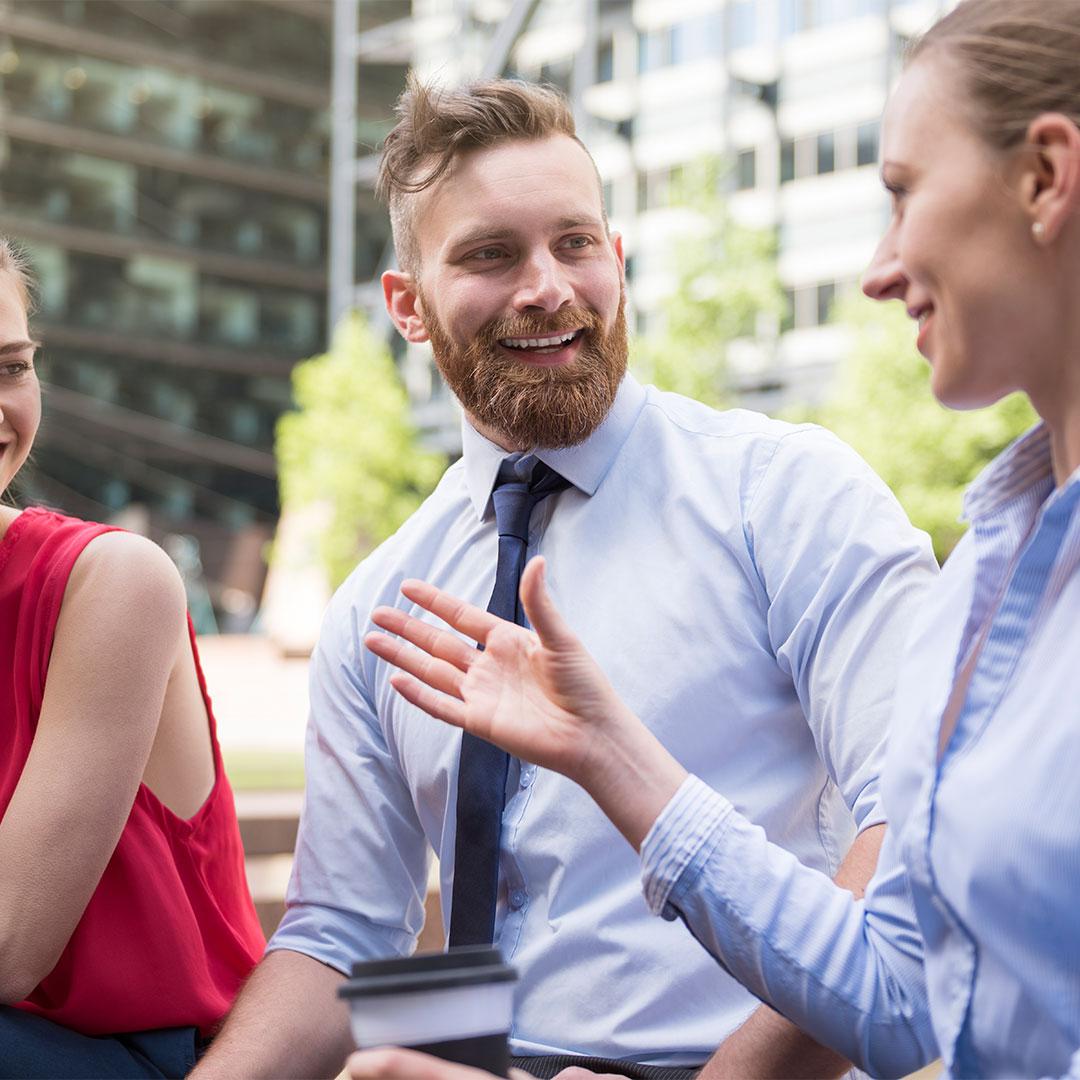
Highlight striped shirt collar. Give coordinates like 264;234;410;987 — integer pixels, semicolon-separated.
962;423;1056;524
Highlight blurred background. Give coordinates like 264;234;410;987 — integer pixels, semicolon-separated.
0;0;1032;935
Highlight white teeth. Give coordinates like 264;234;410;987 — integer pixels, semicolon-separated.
500;330;579;349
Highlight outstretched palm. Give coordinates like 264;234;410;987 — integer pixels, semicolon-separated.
364;558;626;783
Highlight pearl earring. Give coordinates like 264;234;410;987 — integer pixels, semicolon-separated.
1032;220;1046;241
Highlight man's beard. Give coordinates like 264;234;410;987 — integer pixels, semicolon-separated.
421;292;628;449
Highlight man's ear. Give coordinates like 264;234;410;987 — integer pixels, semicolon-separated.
611;231;626;285
1021;113;1080;244
382;269;430;343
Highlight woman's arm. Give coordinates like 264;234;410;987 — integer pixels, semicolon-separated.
0;531;188;1002
364;557;937;1074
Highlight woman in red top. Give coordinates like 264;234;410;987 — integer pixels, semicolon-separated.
0;240;264;1078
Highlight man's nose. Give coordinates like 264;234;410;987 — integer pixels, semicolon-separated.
861;231;907;302
512;251;574;313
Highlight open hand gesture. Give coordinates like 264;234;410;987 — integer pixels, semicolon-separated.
364;557;631;785
366;557;688;848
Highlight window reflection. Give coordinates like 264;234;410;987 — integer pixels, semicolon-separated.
11;0;330;88
0;140;326;266
0;41;328;175
22;242;320;354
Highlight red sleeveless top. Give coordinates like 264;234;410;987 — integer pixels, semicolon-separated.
1;508;265;1037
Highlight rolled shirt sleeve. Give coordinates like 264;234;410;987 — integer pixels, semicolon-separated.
641;775;936;1077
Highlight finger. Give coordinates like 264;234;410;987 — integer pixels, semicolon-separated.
519;558;578;651
364;631;466;700
551;1070;624;1080
346;1047;494;1080
389;671;469;729
400;579;502;642
371;606;477;672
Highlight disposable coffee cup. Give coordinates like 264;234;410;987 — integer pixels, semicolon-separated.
338;946;517;1075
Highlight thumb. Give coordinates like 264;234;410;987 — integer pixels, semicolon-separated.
520;557;578;652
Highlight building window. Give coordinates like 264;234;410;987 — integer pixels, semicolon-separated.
671;13;723;64
780;139;795;183
736;148;756;190
784;281;840;330
638;28;672;73
731;0;759;48
539;57;572;94
856;120;879;167
781;288;796;333
816;281;836;324
816;131;835;174
597;38;615;82
637;167;680;211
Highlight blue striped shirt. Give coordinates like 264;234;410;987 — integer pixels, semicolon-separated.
642;423;1080;1078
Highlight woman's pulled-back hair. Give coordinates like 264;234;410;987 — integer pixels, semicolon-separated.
911;0;1080;152
376;74;587;273
0;238;34;313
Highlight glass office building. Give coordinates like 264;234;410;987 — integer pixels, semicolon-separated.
0;0;333;615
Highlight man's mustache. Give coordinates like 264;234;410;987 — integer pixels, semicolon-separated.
478;308;602;344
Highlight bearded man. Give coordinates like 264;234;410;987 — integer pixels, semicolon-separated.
194;78;937;1080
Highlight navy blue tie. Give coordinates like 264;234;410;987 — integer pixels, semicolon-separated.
448;456;569;947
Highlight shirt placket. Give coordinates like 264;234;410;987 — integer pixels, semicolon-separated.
928;482;1080;1075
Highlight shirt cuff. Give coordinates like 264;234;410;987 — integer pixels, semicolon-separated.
640;774;735;921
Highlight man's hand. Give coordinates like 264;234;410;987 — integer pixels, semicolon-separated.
365;558;687;850
366;557;628;786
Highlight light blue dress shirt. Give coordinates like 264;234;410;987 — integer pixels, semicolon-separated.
642;423;1080;1078
271;374;937;1064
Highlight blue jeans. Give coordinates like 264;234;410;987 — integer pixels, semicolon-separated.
0;1007;200;1078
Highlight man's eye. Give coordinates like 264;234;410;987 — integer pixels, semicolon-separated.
472;248;505;261
1;360;30;377
562;235;592;249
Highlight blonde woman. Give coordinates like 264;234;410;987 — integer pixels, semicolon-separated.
364;2;1080;1076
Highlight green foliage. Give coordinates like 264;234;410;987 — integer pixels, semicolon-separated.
276;313;446;588
805;292;1037;560
632;160;784;408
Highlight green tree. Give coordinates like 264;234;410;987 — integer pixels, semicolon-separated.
810;292;1037;560
632;161;784;407
276;312;446;588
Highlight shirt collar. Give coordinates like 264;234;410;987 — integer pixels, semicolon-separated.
461;373;648;520
962;422;1055;523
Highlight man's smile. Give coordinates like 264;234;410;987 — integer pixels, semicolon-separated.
497;328;585;366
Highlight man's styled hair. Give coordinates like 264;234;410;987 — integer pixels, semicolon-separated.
376;74;601;274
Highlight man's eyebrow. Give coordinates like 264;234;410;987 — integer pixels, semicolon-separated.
554;216;605;231
449;216;606;252
0;339;39;356
449;227;516;251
